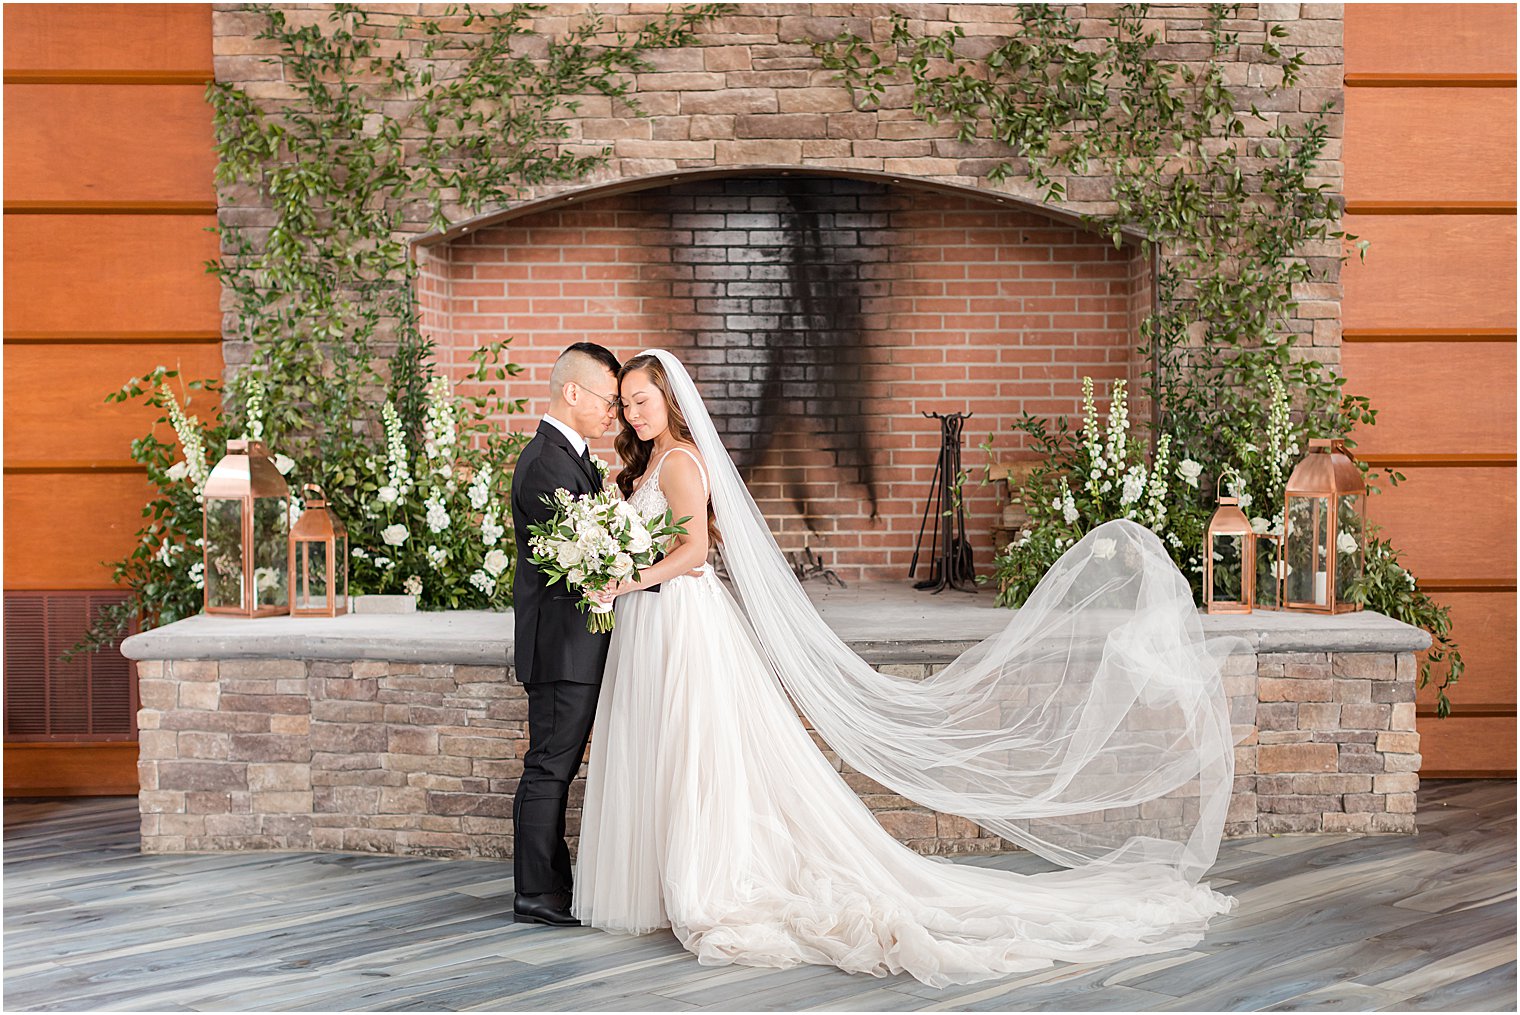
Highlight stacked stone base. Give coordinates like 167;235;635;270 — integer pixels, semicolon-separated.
135;645;1420;858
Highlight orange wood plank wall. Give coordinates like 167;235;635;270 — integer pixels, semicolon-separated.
1342;4;1517;777
4;5;222;794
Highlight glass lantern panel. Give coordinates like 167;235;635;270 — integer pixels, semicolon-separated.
252;495;290;609
1335;492;1365;601
204;497;246;610
1255;534;1280;608
336;534;348;610
297;541;329;611
1210;533;1245;603
1284;496;1330;605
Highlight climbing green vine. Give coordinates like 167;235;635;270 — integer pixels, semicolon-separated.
71;2;729;660
814;4;1458;714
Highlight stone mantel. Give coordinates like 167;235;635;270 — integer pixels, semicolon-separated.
120;584;1431;666
123;585;1432;857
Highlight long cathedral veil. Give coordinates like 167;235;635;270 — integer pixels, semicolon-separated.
643;348;1250;890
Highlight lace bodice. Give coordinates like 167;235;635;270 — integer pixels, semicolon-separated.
626;446;709;524
626;446;713;580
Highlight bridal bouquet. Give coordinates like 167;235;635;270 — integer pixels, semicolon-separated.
526;488;688;633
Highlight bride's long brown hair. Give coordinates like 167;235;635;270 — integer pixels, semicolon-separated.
615;354;720;545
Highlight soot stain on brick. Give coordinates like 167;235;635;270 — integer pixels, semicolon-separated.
666;177;885;533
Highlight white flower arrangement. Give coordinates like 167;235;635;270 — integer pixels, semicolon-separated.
527;487;687;633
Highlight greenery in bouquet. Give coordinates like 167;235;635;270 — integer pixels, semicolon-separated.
526;489;689;633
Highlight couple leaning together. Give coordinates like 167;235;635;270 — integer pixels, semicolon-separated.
508;343;1246;989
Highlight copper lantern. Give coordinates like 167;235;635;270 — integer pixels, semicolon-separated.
290;483;349;617
1204;482;1255;614
201;438;291;617
1281;437;1367;614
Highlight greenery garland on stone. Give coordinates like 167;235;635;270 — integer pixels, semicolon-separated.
70;3;729;661
814;4;1459;715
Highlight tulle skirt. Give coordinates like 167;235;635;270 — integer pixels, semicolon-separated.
571;568;1237;989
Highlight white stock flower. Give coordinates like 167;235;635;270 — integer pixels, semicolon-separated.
483;549;509;577
188;560;204;589
468;569;495;595
426;545;448;569
382;524;409;547
481;515;504;546
1251;517;1270;535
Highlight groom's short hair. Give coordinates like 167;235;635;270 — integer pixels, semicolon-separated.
549;342;621;398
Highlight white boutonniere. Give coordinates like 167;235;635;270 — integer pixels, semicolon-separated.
590;454;611;479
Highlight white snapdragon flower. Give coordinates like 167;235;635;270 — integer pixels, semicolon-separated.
425;495;450;533
483;549;509;578
1119;468;1146;506
382;524;409;547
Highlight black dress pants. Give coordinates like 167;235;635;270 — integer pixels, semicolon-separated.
512;679;601;896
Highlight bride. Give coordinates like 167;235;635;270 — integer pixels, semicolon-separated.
573;348;1246;988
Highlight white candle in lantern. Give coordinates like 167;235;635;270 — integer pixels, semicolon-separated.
1313;570;1327;604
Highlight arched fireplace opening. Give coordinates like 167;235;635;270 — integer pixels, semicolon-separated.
416;168;1154;582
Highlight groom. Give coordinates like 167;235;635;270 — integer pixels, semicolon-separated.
509;342;624;926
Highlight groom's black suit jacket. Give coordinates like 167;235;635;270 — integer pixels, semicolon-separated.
511;420;612;685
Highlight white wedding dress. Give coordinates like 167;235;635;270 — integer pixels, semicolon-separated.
571;350;1244;988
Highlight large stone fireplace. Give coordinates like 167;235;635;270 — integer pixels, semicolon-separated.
415;169;1155;581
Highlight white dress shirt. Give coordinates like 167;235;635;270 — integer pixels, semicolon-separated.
542;413;588;457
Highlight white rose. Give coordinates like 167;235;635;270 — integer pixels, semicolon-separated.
567;567;585;587
1337;531;1359;556
273;453;295;475
556;541;584;568
611;552;634;578
483;549;509;577
166;461;189;482
1092;537;1116;560
627;525;652;555
378;485;398;504
1178;459;1203;488
381;524;409;547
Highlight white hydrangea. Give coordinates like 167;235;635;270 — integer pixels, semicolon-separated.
481;514;504;547
426;545;449;569
468;569;496;595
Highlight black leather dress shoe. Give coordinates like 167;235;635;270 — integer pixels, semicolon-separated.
513;892;580;926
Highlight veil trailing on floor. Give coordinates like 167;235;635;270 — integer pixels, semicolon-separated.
642;348;1250;890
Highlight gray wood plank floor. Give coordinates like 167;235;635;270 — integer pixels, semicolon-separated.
4;780;1514;1012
